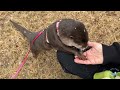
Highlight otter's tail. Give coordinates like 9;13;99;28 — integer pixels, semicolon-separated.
10;20;35;40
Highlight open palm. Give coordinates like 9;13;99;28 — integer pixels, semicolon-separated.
74;42;103;65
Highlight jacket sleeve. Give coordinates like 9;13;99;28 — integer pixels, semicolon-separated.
102;42;120;65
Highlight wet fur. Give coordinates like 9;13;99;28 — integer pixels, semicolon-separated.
10;19;89;59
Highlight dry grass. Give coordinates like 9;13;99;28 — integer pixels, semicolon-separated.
0;11;120;79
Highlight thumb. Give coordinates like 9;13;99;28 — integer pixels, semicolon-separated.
87;41;96;47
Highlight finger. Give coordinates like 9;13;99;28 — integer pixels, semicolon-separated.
74;58;91;64
75;56;78;58
87;41;95;47
74;58;81;61
83;52;87;56
75;56;80;59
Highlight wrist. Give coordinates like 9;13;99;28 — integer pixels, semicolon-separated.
102;43;120;65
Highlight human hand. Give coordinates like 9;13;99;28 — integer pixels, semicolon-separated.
74;41;103;65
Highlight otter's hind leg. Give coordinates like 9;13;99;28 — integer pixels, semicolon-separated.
30;46;40;58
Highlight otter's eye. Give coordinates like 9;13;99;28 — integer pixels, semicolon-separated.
70;36;73;39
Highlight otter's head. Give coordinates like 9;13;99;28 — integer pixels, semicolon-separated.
58;19;89;50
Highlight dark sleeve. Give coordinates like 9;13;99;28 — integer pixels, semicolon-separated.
102;42;120;65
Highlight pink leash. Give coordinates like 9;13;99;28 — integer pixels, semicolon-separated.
11;31;43;79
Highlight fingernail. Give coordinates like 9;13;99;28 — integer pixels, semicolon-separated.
75;56;78;58
74;59;78;63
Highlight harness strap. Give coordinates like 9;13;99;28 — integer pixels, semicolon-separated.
56;20;61;36
46;20;61;43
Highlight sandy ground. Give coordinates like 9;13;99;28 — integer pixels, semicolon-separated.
0;11;120;79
